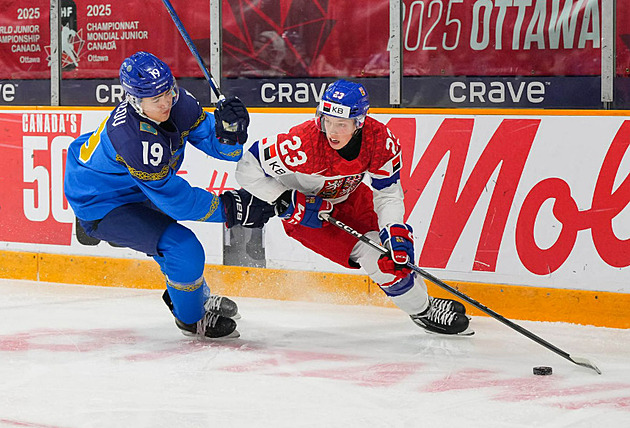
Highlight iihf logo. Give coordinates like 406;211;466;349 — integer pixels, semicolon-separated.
45;0;84;71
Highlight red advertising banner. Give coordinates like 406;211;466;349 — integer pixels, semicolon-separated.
0;112;81;244
617;4;630;76
400;0;605;77
224;0;609;77
0;0;209;79
0;1;627;80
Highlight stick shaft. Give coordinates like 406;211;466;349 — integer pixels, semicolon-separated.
160;0;223;99
322;214;600;374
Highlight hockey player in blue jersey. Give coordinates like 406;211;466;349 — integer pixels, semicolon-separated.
64;51;275;339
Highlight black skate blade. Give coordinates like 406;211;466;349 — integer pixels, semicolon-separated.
180;329;241;340
202;329;241;340
424;327;475;337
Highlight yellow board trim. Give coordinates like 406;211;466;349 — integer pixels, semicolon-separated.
0;251;38;281
0;250;628;328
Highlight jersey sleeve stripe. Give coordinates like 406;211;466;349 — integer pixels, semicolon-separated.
247;141;272;177
248;140;260;159
189;110;206;132
371;171;401;190
197;194;221;221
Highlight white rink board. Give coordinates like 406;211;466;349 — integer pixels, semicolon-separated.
2;109;630;293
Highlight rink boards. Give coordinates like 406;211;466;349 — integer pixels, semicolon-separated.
1;106;629;328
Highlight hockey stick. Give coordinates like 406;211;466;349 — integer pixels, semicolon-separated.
321;214;602;375
160;0;223;100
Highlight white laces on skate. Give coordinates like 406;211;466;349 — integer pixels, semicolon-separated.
195;311;220;336
429;297;455;313
428;296;466;315
204;294;240;319
424;307;458;326
205;295;223;313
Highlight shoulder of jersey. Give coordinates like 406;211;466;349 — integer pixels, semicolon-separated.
105;102;171;177
106;101;141;152
169;88;205;132
363;116;391;144
362;116;402;177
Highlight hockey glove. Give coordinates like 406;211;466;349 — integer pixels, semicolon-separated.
378;223;414;279
274;190;333;229
214;96;250;145
220;188;276;228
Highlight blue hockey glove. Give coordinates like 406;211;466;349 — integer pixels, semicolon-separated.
220;188;276;228
214;96;250;145
275;190;333;229
378;223;414;279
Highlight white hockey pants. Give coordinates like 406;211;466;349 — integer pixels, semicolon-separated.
349;231;429;315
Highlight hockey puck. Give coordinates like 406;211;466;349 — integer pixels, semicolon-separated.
533;366;553;376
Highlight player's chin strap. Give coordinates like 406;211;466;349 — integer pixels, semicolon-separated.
320;213;602;375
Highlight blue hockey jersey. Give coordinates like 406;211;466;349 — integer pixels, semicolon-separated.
64;89;242;222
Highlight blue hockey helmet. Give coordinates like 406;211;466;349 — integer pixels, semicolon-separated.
316;79;370;129
119;52;179;112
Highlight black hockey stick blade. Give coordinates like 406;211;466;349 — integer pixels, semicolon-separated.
569;355;602;374
321;214;602;375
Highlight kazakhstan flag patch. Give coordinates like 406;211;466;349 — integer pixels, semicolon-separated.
140;122;158;135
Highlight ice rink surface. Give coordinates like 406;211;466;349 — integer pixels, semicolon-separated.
0;279;628;428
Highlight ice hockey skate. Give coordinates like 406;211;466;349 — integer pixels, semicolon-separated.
428;296;466;315
175;311;240;339
206;294;241;319
162;290;241;338
411;304;473;336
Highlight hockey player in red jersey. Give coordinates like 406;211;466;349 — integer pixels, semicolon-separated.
236;80;470;335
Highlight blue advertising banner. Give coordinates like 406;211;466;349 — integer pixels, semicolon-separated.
221;78;390;109
402;76;602;109
0;76;603;109
219;77;602;109
0;80;50;105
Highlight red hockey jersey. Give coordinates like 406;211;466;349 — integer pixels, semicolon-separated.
236;116;405;228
